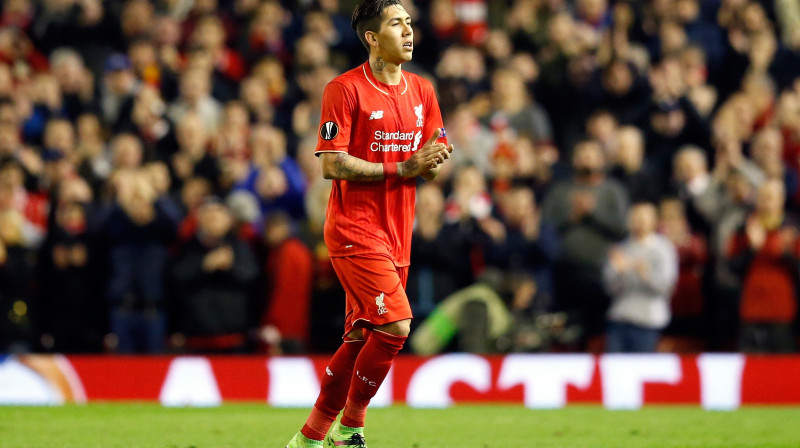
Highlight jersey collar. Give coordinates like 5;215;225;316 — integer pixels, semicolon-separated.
362;62;408;96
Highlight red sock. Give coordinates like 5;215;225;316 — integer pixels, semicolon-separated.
301;338;365;440
340;330;406;428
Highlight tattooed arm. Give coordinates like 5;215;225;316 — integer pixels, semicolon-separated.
319;129;451;181
320;152;387;181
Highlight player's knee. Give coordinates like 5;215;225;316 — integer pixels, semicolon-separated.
376;319;411;337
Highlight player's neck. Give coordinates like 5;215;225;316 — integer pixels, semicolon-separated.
368;55;402;85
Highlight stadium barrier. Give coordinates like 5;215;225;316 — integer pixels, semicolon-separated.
1;354;798;409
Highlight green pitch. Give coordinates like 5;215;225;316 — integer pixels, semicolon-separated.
1;404;798;448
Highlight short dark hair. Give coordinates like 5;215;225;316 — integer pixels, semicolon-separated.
351;0;402;52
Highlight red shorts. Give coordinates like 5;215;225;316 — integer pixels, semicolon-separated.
330;254;410;337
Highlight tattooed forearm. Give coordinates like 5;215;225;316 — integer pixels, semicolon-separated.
330;153;385;181
371;56;386;73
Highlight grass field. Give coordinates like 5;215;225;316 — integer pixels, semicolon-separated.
1;404;799;448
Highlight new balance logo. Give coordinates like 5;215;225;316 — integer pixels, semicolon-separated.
369;110;384;120
375;292;388;315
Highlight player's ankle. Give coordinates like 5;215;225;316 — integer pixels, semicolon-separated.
338;422;364;434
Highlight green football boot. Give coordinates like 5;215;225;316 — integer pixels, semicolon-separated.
324;422;367;447
286;432;323;448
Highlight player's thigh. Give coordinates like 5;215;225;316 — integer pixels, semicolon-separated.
331;255;412;326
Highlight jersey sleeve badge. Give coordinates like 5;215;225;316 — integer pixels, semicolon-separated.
320;121;339;140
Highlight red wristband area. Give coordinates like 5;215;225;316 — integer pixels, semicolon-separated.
383;162;398;179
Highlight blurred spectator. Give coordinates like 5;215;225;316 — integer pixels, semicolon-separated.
260;211;313;354
542;140;628;344
672;144;760;235
110;133;144;171
292;65;337;139
751;127;800;208
175;176;212;243
704;168;757;350
507;134;559;200
0;22;47;72
119;0;154;45
22;75;70;145
240;76;275;125
609;125;664;203
727;179;800;353
171;198;258;353
39;200;102;353
645;57;711;173
586;59;651;126
0;160;47;247
585;109;618;156
189;15;245;85
409;183;481;318
97;169;179;353
659;197;707;350
603;202;678;353
444;104;496;174
170;112;218;191
445;164;493;227
74;113;111;197
241;2;291;66
484;185;559;308
485;68;553;144
679;45;718;119
101;54;138;133
127;38;175;93
168;68;222;132
239;124;307;220
49;48;96;120
0;208;36;352
128;85;175;160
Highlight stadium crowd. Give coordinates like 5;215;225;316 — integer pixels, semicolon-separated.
0;0;799;355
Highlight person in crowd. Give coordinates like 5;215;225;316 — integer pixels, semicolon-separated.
246;124;307;220
727;179;800;352
0;208;37;352
168;68;222;132
542;140;628;346
101;54;139;133
408;183;481;319
170;112;218;192
659;198;707;351
603;202;678;353
170;198;258;353
443;104;496;175
609;126;664;203
260;211;314;354
74;113;112;198
97;169;180;353
39;199;102;353
484;185;559;309
485;67;553;144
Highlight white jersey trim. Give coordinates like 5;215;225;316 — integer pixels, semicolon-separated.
362;65;408;96
315;150;348;157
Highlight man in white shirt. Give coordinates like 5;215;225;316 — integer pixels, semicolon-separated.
603;202;678;352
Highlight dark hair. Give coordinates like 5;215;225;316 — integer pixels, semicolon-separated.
351;0;402;52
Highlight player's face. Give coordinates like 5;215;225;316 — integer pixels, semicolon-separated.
374;5;413;63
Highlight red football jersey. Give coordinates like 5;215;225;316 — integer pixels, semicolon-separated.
316;62;447;267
